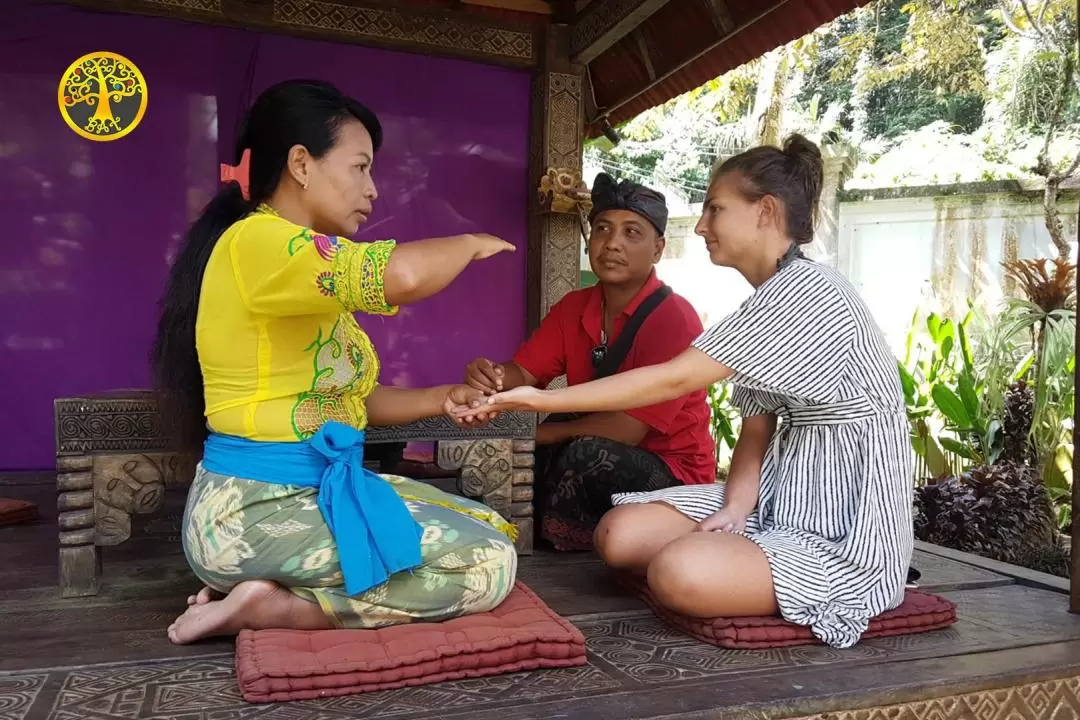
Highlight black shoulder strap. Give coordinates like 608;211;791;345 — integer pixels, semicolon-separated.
593;284;673;380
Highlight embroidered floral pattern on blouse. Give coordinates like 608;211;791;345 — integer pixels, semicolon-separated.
316;271;335;297
331;239;398;316
313;234;341;261
290;315;379;439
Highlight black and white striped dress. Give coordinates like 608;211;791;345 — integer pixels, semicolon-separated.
612;258;914;649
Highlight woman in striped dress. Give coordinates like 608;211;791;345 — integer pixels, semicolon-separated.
456;134;914;649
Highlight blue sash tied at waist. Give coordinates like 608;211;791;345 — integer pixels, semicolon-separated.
201;421;424;597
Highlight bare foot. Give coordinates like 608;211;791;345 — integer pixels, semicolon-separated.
186;586;222;606
167;580;331;645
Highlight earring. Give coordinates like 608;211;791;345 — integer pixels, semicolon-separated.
302;180;309;190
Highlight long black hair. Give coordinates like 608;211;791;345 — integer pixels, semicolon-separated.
149;79;383;455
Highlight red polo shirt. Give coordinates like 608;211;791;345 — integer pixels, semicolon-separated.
512;271;716;485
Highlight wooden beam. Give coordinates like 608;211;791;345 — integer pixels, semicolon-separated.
47;0;540;69
701;0;734;35
598;0;791;121
461;0;552;15
632;27;656;81
570;0;673;64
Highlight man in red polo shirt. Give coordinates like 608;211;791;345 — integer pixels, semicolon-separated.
463;174;716;551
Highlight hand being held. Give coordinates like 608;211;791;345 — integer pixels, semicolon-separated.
465;357;504;395
451;386;550;420
469;233;516;260
443;384;499;428
696;506;748;534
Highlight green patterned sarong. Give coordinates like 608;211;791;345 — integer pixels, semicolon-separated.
181;464;518;628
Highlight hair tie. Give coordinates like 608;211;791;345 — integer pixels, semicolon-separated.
220;148;251;200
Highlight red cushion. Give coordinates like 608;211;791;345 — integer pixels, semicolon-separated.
620;574;957;649
235;581;587;702
0;498;37;526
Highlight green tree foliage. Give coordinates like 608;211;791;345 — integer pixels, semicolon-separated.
588;0;1077;195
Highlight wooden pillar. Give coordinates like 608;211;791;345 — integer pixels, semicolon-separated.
527;24;585;331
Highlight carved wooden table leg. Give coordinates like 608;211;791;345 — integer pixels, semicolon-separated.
511;439;535;554
57;454;100;597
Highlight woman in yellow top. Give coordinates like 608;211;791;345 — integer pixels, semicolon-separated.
151;79;516;645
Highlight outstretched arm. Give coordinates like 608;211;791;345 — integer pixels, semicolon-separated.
368;384;489;427
383;234;514;306
458;347;732;417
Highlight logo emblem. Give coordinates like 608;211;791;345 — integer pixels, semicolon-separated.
58;51;148;142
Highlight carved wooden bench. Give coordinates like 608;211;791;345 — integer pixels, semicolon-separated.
54;391;537;598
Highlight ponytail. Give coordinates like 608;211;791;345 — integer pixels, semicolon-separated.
149;183;253;455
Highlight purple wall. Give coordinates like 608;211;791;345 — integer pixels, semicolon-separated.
0;1;530;470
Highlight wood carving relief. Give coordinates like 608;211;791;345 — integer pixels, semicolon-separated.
273;0;536;64
534;68;585;319
790;673;1080;719
59;0;537;68
143;0;222;13
94;453;195;546
438;438;536;553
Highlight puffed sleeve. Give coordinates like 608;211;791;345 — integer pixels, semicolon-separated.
693;264;855;403
228;214;399;317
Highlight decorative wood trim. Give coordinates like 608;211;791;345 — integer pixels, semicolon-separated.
788;672;1080;720
570;0;671;64
437;438;535;553
273;0;537;65
54;393;536;457
527;26;585;329
51;0;540;69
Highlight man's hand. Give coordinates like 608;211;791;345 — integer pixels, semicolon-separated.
465;357;505;395
696;506;750;534
443;384;499;428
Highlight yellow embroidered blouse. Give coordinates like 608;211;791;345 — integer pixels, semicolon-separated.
196;204;397;442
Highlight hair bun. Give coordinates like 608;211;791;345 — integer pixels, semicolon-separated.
782;133;822;168
781;134;823;244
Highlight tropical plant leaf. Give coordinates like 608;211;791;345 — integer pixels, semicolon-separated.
932;384;973;429
940;436;978;461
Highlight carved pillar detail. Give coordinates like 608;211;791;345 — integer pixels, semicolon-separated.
438;438;535;554
57;454;99;598
529;29;586;330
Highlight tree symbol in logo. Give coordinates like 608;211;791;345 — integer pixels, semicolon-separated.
59;52;147;141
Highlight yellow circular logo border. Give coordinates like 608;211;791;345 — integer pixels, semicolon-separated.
58;51;148;143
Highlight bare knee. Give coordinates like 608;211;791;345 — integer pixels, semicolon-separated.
594;507;640;569
595;503;695;571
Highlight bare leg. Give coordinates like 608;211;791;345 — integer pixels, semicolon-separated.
647;531;777;617
168;580;333;644
594;503;697;572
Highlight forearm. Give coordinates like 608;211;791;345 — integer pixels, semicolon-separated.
536;412;647;446
366;384;452;426
536;348;730;415
382;235;479;306
723;415;776;514
499;362;536;391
